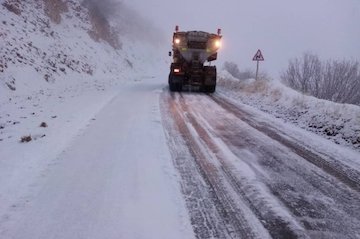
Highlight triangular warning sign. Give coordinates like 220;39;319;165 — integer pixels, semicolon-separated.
253;49;264;61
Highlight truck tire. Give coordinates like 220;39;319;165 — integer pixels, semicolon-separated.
169;82;179;92
169;74;183;92
204;85;216;93
203;66;216;93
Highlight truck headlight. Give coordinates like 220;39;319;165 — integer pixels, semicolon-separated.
214;40;221;48
174;38;180;44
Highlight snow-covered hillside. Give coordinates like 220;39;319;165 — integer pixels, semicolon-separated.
0;0;165;143
0;0;163;93
218;70;360;153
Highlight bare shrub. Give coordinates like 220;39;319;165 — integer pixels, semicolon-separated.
281;53;322;95
223;61;240;78
257;71;272;81
43;0;68;24
223;61;255;80
2;0;22;16
40;122;48;127
20;135;32;143
281;53;360;105
321;60;360;104
6;81;16;91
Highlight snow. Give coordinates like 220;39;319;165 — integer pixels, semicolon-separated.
0;1;193;238
0;56;194;237
1;79;194;239
188;114;306;237
218;70;360;153
1;0;359;238
163;92;360;237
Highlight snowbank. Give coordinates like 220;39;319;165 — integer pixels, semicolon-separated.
218;70;360;152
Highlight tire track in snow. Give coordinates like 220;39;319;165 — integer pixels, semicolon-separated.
162;90;360;238
176;94;308;239
209;95;360;193
162;91;269;239
199;93;360;237
162;92;230;238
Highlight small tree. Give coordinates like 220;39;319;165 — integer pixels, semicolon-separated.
281;53;360;105
321;60;360;104
281;53;322;96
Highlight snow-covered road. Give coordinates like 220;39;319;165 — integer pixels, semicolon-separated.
0;80;194;239
161;91;360;239
1;77;360;239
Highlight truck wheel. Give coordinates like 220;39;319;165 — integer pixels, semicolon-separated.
176;84;182;92
205;85;216;93
169;83;182;92
175;83;183;92
169;83;176;92
169;73;183;92
169;74;176;92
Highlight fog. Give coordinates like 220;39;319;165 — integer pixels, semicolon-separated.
82;0;165;46
124;0;360;78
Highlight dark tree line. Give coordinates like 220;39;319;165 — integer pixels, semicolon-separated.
281;53;360;105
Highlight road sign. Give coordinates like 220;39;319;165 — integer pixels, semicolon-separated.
253;49;264;61
253;49;264;80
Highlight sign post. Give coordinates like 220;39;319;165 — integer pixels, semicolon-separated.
252;49;264;80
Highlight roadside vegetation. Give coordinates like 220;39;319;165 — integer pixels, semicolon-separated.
223;61;271;81
281;53;360;105
219;59;360;151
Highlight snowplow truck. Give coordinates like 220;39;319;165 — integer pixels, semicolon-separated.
168;26;222;93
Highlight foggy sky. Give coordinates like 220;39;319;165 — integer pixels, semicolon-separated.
82;0;165;46
125;0;360;78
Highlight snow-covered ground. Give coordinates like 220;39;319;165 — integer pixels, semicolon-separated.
0;75;195;239
1;1;195;238
218;70;360;153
